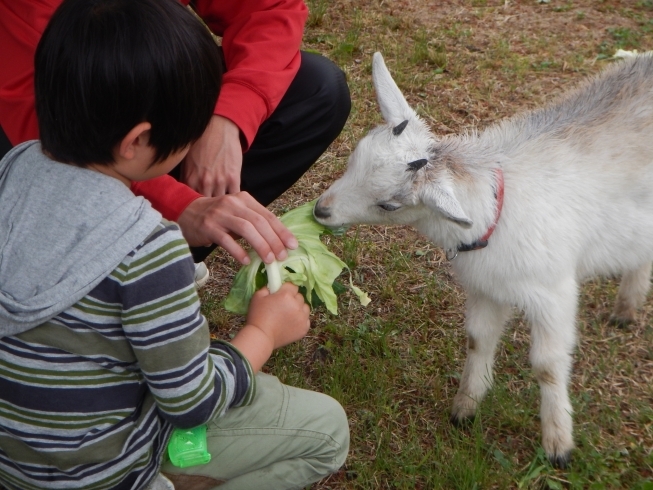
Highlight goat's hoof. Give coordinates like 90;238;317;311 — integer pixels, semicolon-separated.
451;392;479;426
449;412;476;427
608;315;634;330
548;451;572;470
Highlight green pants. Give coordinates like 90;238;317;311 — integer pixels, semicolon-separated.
160;373;349;490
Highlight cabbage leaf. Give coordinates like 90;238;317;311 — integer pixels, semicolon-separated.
224;201;370;315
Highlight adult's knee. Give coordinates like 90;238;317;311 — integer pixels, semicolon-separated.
295;52;351;137
305;53;351;112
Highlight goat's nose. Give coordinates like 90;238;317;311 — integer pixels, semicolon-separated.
313;200;331;220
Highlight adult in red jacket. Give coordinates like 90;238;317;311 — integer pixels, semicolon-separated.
0;0;351;266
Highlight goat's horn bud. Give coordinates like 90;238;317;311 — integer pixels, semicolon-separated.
392;120;409;135
406;159;428;171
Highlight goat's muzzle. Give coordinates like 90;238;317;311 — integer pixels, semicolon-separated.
313;199;331;221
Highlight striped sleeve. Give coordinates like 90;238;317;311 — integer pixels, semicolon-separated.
117;222;255;428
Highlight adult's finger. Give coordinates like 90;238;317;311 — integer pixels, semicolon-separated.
201;169;219;198
238;193;298;251
225;172;241;197
212;231;250;265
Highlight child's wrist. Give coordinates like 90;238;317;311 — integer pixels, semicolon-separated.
230;324;275;373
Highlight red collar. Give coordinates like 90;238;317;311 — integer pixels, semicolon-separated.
453;168;504;256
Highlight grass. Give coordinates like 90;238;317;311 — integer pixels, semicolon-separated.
202;1;653;488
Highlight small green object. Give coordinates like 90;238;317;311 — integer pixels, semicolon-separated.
167;426;211;468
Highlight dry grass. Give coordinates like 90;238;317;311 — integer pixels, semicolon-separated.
202;1;653;488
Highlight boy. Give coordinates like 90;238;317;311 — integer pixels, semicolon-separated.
0;0;349;489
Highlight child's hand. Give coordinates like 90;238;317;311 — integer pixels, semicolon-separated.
230;282;310;373
246;282;310;349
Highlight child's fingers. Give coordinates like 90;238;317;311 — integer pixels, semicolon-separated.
302;303;311;330
253;287;271;299
278;282;299;294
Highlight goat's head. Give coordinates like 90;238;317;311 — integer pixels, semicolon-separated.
314;52;473;233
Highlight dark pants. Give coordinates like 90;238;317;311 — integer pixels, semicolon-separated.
0;52;351;262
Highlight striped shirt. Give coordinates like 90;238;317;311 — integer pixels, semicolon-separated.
0;221;255;489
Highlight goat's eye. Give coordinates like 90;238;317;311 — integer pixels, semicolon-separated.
377;203;400;212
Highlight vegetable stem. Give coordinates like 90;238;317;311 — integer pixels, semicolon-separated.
265;260;283;293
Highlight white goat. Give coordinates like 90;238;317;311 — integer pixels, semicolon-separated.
314;52;653;467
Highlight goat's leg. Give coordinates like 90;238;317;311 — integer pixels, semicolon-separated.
526;279;578;469
451;293;511;424
611;261;652;327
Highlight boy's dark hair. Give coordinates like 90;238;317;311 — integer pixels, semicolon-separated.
35;0;222;166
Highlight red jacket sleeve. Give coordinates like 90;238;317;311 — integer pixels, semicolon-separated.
186;0;308;150
131;177;201;222
0;1;60;145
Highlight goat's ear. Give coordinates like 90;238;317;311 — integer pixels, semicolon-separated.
420;184;473;228
372;52;418;126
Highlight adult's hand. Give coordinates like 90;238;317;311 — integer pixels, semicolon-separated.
176;192;298;265
182;115;242;197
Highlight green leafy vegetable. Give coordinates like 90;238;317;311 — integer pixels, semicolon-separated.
224;201;370;315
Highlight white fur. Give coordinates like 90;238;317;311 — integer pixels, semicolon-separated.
315;52;653;465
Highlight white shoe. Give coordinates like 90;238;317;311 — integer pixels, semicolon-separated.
147;473;174;490
194;262;210;289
